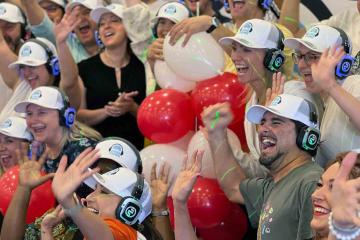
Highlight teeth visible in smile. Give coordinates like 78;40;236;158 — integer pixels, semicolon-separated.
262;138;275;144
314;207;330;214
105;32;114;37
88;207;99;214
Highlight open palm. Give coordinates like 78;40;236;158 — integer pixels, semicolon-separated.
54;6;81;44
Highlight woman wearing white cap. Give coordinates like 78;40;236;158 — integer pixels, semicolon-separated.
38;0;66;24
49;148;162;240
0;116;32;176
76;3;149;150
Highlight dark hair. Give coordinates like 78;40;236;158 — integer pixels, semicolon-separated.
329;151;360;179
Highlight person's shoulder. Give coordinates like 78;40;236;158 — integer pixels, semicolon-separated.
295;162;323;182
78;53;101;67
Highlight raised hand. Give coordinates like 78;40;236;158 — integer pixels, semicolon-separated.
105;91;139;117
16;143;54;190
201;102;234;134
41;205;66;231
51;148;100;208
171;150;203;204
54;6;82;44
147;38;164;61
265;72;285;106
330;152;360;228
150;162;171;211
311;46;345;92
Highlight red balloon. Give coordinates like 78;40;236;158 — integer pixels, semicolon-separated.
197;204;248;240
138;89;195;143
187;177;232;229
0;166;56;223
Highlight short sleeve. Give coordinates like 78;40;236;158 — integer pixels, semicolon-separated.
103;217;137;240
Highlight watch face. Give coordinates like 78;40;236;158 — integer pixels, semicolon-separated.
213;17;220;27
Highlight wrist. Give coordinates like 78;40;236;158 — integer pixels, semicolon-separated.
152;209;170;217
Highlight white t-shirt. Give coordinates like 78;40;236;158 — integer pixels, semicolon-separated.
316;75;360;167
0;81;31;122
0;74;13;112
319;9;360;56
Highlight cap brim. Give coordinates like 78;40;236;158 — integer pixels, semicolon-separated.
151;16;178;24
8;59;46;69
84;169;98;189
90;7;110;23
14;101;59;113
246;104;290;124
0;16;24;24
66;2;92;11
219;36;264;49
284;38;322;53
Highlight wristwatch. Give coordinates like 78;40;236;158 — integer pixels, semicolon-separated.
206;17;221;33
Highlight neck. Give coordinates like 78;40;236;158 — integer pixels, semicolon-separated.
84;42;100;57
101;42;129;68
250;80;266;105
271;151;311;182
46;128;65;159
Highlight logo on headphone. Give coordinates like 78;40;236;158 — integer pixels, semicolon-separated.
125;206;137;218
306;27;320;38
307;133;317;146
21;46;32;57
30;90;42;100
0;6;6;15
341;61;351;72
0;119;12;129
164;5;177;15
274;56;283;67
240;22;253;35
271;96;282;106
109;144;123;158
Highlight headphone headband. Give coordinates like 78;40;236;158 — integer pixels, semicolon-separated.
332;27;352;54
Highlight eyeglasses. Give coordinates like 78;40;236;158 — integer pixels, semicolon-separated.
41;4;61;13
292;52;321;65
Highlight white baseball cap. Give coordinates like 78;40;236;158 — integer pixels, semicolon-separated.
14;86;66;113
0;2;25;24
66;0;103;11
151;2;190;24
284;25;351;53
90;3;124;24
38;0;66;8
219;19;282;49
8;38;58;69
92;168;152;224
0;117;32;141
246;94;318;128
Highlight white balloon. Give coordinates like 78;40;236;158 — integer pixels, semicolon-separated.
187;129;241;178
141;144;186;196
167;130;195;151
154;60;196;93
163;32;225;82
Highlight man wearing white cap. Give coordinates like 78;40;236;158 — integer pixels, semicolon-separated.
284;25;360;168
202;94;323;240
38;0;66;24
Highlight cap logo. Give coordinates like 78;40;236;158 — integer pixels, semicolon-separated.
239;22;253;35
109;143;123;157
21;46;32;57
0;119;12;129
308;133;317;146
270;96;282;106
0;6;6;15
108;4;116;10
164;5;176;15
30;90;42;100
306;27;320;38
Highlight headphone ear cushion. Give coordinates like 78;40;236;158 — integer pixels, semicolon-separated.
64;107;76;128
50;57;60;76
296;126;320;152
152;22;159;38
115;197;142;225
264;49;285;72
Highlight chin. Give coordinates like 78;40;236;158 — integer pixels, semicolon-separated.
310;219;329;237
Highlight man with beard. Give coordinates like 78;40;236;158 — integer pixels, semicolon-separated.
201;94;323;240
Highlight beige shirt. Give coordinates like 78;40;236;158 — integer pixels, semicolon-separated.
0;74;13;112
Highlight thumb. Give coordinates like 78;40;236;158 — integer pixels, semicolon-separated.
336;152;358;181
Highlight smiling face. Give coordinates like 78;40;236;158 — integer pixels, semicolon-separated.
156;18;176;39
0;133;26;171
98;12;127;49
19;65;52;89
39;0;64;24
295;45;322;93
257;111;298;171
311;163;340;236
230;41;267;85
25;104;63;144
73;5;97;47
85;184;121;217
228;0;263;23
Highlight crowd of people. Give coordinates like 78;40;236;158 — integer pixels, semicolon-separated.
0;0;359;239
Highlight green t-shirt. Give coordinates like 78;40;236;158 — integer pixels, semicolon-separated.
240;161;323;240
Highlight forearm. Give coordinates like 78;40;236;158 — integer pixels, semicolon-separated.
77;108;108;126
0;186;31;240
40;227;55;240
208;130;246;204
329;84;360;131
0;37;20;90
152;215;174;240
279;0;303;36
57;41;82;109
21;0;46;26
173;202;198;240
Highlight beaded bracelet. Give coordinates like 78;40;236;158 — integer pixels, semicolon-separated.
328;212;360;240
